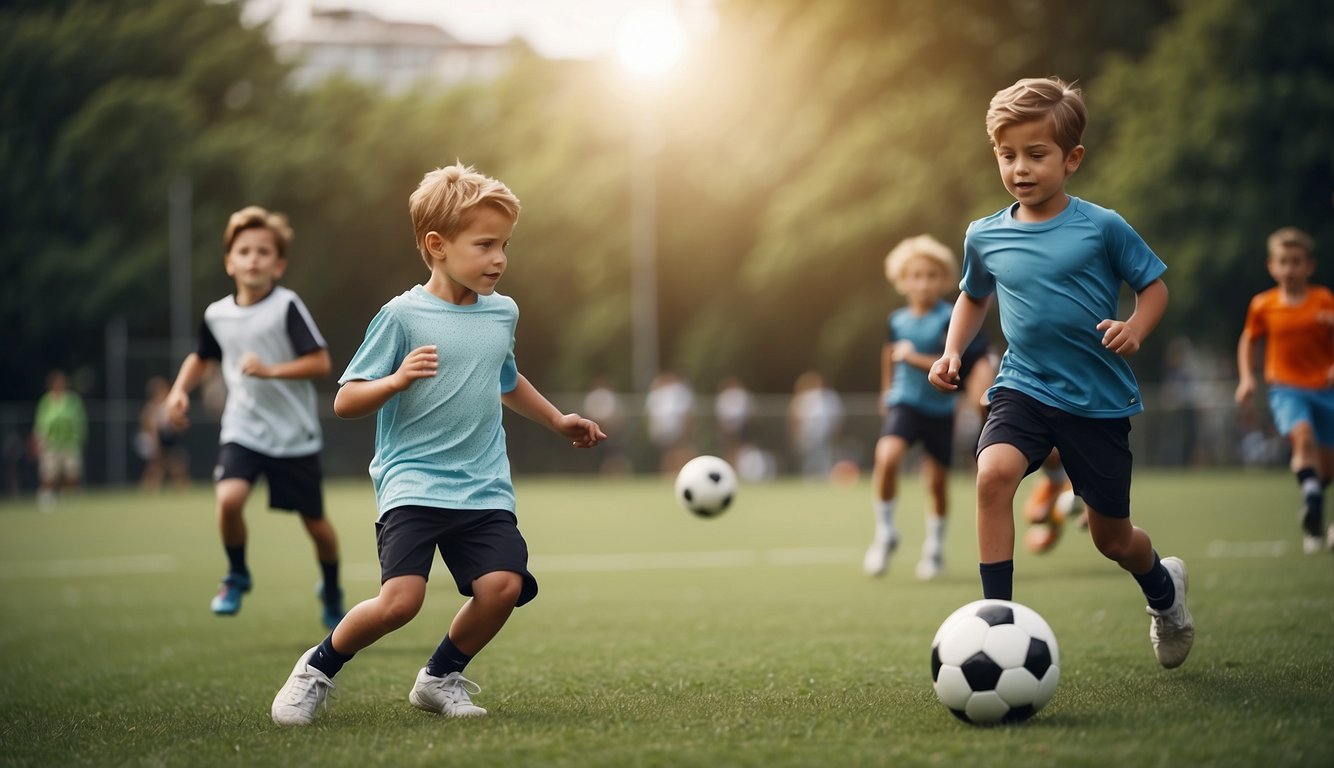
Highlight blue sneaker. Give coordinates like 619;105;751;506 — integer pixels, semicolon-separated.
317;582;345;630
210;572;252;615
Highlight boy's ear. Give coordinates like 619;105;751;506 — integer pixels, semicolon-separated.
423;231;446;259
1065;145;1085;175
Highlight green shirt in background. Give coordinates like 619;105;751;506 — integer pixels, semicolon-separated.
35;391;87;453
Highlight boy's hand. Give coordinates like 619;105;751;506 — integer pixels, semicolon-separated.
392;345;438;391
928;355;961;392
891;340;916;362
1096;319;1144;355
240;352;270;378
165;390;189;424
1234;378;1255;405
555;413;607;448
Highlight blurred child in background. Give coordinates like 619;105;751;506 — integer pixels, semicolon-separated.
1236;226;1334;553
166;206;345;628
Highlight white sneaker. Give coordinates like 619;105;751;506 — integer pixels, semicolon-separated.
863;531;898;576
1147;556;1194;669
915;554;943;581
1303;534;1325;555
271;646;335;726
409;669;487;717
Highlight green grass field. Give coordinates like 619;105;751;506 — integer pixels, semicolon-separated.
1;470;1331;767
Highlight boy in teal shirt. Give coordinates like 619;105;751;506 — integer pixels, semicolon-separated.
272;163;606;725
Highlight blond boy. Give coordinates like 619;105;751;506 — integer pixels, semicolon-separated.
272;164;606;726
865;235;993;580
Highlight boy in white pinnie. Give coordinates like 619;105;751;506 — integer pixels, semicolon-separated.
928;77;1194;669
167;206;345;629
272;163;606;725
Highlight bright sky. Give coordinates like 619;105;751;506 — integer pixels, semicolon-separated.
247;0;714;61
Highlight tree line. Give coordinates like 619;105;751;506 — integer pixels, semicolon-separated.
3;0;1330;403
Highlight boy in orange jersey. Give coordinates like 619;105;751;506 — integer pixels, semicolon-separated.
1237;227;1334;554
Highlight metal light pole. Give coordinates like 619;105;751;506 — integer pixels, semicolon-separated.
617;4;684;394
628;109;660;395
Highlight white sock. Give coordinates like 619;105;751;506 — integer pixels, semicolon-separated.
1044;463;1068;485
874;499;897;541
924;515;945;557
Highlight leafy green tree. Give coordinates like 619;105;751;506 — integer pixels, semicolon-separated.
0;0;290;399
1085;0;1334;361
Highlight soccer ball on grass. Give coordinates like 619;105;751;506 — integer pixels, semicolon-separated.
674;455;737;518
930;599;1060;725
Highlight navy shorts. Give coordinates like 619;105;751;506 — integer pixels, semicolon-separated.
375;505;539;606
880;405;955;466
213;442;324;519
977;388;1133;518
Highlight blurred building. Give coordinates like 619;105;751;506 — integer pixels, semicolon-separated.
252;4;515;92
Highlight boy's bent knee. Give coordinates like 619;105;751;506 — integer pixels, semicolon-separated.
474;570;524;606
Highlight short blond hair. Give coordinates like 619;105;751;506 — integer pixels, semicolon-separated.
986;77;1086;155
1267;226;1315;258
224;206;293;257
409;163;521;268
885;234;957;293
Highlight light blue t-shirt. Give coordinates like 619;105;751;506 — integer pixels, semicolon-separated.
340;286;521;518
961;197;1166;418
885;300;957;417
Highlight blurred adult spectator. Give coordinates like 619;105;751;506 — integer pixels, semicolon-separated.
583;374;631;475
788;370;844;480
645;370;695;475
137;375;190;492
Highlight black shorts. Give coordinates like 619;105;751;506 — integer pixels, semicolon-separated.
213;443;325;519
375;506;539;606
880;405;955;466
976;388;1133;518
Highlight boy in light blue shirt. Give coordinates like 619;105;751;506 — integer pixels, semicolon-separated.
273;163;606;725
929;77;1194;669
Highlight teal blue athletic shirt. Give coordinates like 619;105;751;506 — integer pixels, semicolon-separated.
961;197;1166;418
340;286;521;518
885;300;957;417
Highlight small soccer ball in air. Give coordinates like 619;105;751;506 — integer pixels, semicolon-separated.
674;455;737;518
930;599;1060;725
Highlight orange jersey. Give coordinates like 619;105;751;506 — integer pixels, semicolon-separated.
1243;284;1334;389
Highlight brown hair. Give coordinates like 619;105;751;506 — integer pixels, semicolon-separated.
986;77;1086;155
1267;226;1315;257
223;206;293;258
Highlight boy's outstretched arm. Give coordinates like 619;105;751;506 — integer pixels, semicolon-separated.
1097;278;1167;356
928;293;991;392
165;353;213;426
1235;328;1257;404
334;344;437;419
503;374;607;448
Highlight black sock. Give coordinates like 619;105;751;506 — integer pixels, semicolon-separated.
319;560;340;601
979;560;1014;600
308;634;354;678
426;635;473;677
224;545;248;576
1134;551;1175;611
1296;468;1323;535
